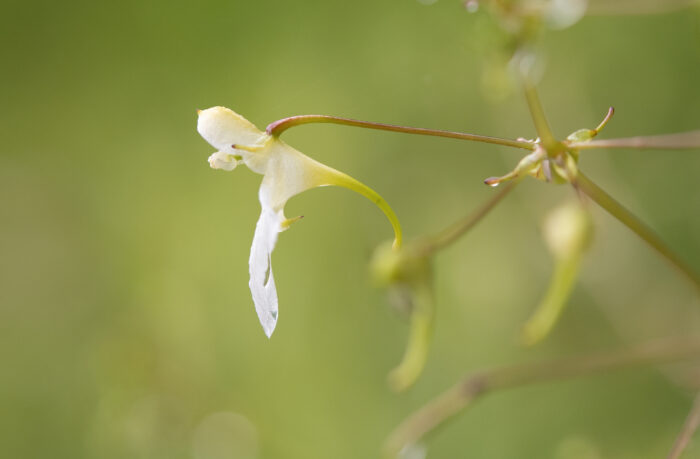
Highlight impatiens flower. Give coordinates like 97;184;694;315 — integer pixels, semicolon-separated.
197;106;402;337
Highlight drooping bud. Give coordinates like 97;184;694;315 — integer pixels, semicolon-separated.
370;241;434;392
521;202;593;345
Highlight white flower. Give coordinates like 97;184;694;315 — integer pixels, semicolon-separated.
197;106;402;337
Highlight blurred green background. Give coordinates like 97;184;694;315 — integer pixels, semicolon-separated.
1;1;700;458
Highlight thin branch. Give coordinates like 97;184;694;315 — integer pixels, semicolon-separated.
587;0;698;16
384;337;700;458
266;115;535;150
668;392;700;459
420;180;519;254
572;171;700;291
570;130;700;150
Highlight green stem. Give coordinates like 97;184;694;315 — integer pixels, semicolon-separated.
573;171;700;290
384;337;700;458
569;130;700;150
266;115;535;150
523;82;558;151
668;392;700;459
420;180;519;254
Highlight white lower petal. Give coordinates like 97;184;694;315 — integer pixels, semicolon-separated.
249;206;283;338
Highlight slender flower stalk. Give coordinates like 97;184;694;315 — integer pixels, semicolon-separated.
569;130;700;150
573;171;700;291
384;337;700;458
266;115;536;150
419;180;520;254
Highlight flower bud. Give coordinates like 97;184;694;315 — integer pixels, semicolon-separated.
543;201;592;259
